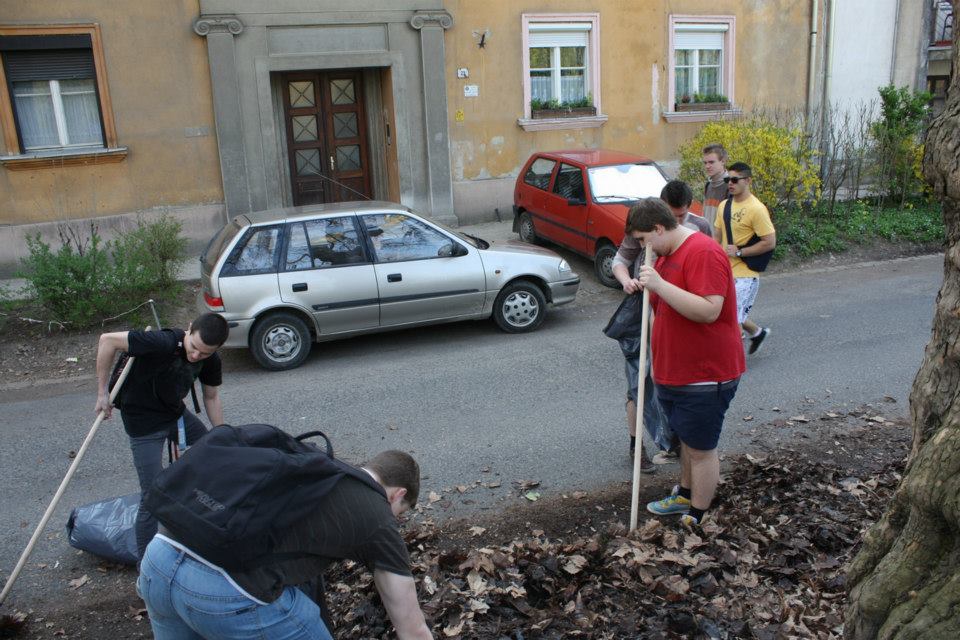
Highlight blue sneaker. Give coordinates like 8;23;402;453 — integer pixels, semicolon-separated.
646;493;691;516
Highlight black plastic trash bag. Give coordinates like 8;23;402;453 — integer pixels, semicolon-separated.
603;293;643;341
65;493;139;565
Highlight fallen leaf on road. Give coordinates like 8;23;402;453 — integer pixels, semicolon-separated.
68;574;90;589
524;491;541;502
469;526;486;536
428;491;441;504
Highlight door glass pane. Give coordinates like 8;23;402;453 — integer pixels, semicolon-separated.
330;79;355;105
553;163;585;200
304;217;365;267
295;149;322;176
230;227;280;274
332;112;358;139
284;222;314;271
361;214;452;263
292;115;318;142
288;81;315;108
12;81;59;149
59;79;102;146
335;145;361;172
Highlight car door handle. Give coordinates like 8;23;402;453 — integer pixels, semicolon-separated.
292;282;308;292
387;273;402;282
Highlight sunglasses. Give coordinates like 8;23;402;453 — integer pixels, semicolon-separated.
723;176;748;184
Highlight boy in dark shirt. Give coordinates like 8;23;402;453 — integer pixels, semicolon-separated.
94;313;229;558
138;450;433;640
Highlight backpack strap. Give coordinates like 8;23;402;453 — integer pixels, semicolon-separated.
723;197;735;248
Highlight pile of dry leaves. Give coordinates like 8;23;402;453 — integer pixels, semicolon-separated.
327;430;905;639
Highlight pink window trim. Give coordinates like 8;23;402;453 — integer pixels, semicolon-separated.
667;14;736;114
520;13;601;121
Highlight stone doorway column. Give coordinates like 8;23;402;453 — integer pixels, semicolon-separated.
193;15;250;217
410;11;455;223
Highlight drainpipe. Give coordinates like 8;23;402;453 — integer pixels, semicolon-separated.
820;0;836;141
806;0;820;123
890;0;902;84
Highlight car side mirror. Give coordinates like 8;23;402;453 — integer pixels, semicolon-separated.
567;198;586;206
439;242;468;258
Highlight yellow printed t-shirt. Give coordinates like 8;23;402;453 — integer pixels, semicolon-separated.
714;193;776;278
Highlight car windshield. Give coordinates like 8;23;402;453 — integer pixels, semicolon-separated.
425;215;487;249
588;163;667;203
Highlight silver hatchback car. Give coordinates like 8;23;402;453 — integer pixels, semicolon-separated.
200;201;580;370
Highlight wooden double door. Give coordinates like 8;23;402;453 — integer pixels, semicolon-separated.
282;71;372;206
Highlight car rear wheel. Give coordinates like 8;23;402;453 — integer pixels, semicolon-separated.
250;312;312;371
517;212;541;245
493;281;547;333
594;243;619;289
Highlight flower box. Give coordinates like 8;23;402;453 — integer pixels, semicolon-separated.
674;102;731;112
531;106;597;120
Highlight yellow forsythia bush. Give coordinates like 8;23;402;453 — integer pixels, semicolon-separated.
678;118;821;208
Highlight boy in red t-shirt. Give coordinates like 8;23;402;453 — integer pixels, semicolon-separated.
625;198;745;527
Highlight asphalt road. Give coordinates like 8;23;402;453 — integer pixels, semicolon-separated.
0;252;942;581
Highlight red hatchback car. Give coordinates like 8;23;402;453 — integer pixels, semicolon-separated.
513;149;670;288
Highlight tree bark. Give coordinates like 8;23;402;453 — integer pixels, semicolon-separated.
846;3;960;637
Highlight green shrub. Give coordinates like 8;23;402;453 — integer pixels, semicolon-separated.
870;85;932;205
16;216;186;328
678;116;821;208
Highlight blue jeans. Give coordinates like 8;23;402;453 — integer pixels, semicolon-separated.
127;411;208;558
137;537;333;640
622;341;674;452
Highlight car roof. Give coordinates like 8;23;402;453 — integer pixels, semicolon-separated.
535;149;655;166
239;200;413;226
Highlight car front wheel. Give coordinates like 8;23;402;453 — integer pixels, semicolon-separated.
250;312;312;371
517;212;540;245
594;243;619;289
493;281;547;333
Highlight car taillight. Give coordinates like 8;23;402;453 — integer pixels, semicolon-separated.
204;291;224;310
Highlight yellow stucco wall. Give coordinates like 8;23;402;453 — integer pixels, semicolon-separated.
0;0;222;225
444;0;811;182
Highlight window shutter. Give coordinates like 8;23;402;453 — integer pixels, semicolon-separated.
529;23;590;48
3;49;96;82
674;27;725;50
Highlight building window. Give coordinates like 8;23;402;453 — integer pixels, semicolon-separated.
519;13;605;131
0;24;124;168
667;16;735;116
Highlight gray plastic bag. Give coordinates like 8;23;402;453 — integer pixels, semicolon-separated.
65;493;139;565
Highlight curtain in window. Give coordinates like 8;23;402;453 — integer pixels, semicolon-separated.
60;79;102;145
12;81;59;148
528;25;590;105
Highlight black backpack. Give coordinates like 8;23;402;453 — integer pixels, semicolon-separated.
143;423;384;570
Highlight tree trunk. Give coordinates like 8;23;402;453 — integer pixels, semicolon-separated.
845;3;960;637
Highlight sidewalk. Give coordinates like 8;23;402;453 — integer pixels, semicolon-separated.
0;218;519;298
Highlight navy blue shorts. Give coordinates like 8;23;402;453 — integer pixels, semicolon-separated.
656;379;739;451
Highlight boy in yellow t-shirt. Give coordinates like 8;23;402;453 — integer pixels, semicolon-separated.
712;162;777;355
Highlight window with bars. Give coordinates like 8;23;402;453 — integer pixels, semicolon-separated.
1;33;107;153
668;17;734;112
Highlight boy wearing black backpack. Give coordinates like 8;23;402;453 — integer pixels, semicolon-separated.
138;447;432;639
93;312;229;558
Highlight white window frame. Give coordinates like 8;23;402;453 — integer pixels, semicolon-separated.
666;15;737;122
519;13;606;132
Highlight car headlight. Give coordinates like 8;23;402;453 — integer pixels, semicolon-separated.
558;259;572;274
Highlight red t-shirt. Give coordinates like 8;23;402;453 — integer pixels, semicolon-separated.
650;232;746;385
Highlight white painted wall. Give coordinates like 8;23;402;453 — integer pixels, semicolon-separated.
828;0;899;112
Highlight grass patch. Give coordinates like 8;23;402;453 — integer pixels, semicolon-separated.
773;199;943;260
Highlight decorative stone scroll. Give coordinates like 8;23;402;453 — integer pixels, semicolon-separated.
409;11;453;30
193;15;244;37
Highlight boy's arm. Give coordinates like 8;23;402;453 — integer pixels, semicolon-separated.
373;570;433;640
94;332;130;418
637;266;724;323
201;384;224;426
